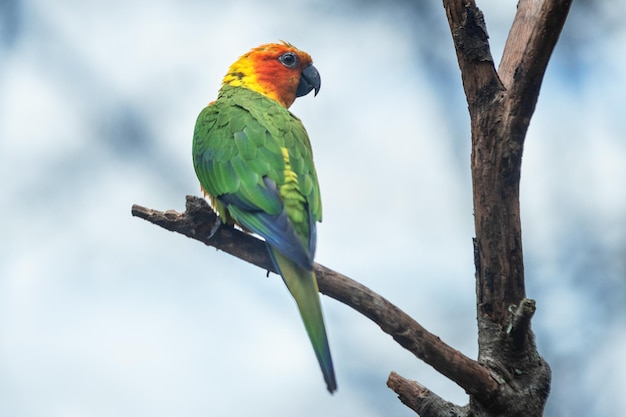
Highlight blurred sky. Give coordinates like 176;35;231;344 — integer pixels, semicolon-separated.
1;0;625;416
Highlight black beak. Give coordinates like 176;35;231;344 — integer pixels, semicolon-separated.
296;64;321;97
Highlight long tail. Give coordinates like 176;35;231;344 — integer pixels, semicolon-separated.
269;247;337;393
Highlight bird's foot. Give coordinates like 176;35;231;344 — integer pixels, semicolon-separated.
207;217;222;239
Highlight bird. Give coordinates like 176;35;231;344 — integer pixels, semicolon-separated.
192;41;336;393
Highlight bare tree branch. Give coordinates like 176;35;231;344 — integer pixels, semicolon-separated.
443;0;571;326
387;372;467;417
443;0;504;115
435;1;569;416
131;196;499;402
499;0;573;95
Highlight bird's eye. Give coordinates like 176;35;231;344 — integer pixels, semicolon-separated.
278;52;298;68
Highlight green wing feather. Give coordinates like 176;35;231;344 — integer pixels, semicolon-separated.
192;85;335;392
193;86;320;220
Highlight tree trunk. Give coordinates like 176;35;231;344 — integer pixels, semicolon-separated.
442;0;571;415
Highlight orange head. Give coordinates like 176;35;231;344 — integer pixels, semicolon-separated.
222;41;321;108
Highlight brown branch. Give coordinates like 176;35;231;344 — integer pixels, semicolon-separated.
131;196;499;402
443;0;571;326
443;0;504;115
387;372;467;417
499;0;573;96
435;2;569;416
132;196;273;272
314;265;498;402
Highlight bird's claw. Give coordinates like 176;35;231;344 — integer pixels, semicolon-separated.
207;218;222;239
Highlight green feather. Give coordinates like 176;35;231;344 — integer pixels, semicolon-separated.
193;85;321;223
270;248;336;393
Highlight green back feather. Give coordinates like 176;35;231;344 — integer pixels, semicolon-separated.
193;84;321;228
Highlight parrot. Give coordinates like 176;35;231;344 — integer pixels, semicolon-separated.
191;42;336;393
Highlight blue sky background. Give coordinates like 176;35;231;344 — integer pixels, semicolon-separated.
1;1;624;416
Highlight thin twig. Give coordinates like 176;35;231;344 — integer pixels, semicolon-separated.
387;372;467;417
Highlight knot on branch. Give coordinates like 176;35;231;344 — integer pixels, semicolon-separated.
506;298;537;349
387;372;466;417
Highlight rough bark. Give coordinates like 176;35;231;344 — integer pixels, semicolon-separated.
439;0;571;416
131;1;571;415
387;372;468;417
